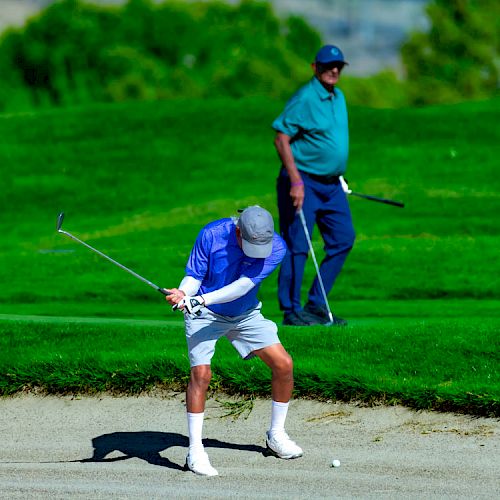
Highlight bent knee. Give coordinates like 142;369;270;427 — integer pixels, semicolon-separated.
273;353;294;375
344;232;356;252
326;230;356;254
191;365;212;386
341;227;356;249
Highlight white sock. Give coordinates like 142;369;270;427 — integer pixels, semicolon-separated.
187;412;204;453
269;400;289;434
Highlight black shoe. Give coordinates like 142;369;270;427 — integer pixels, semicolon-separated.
283;310;321;326
304;302;348;326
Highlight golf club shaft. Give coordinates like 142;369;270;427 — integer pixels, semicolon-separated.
58;229;169;296
297;209;334;323
349;191;404;208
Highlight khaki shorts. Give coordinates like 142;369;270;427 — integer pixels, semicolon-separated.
184;302;280;367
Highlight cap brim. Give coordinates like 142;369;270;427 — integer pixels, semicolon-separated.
316;59;348;65
241;239;273;258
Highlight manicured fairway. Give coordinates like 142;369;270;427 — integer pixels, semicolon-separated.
1;97;498;416
1;97;499;314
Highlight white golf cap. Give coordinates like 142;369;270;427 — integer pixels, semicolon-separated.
237;206;274;258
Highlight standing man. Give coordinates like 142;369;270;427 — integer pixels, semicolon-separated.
165;206;303;477
273;44;355;327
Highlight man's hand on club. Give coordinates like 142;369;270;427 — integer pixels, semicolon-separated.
164;288;205;316
339;176;351;194
290;182;305;211
164;288;185;310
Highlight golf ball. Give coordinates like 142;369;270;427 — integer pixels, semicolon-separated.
331;459;341;468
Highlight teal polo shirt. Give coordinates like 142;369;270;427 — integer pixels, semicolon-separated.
272;76;349;176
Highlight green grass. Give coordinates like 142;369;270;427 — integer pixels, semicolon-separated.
0;315;497;416
1;96;499;414
1;97;499;313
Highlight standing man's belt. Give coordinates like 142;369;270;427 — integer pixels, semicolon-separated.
301;171;340;184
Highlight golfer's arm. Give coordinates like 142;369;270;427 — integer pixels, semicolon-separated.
201;277;254;306
274;132;303;185
179;276;202;296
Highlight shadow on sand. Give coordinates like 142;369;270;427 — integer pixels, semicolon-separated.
80;431;267;471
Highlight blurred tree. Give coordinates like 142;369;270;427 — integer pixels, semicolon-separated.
342;70;408;108
0;0;123;106
401;0;500;104
0;0;323;110
0;29;33;112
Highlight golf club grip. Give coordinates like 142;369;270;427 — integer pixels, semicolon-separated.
158;288;171;296
350;191;405;208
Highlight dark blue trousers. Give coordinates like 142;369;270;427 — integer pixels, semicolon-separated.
277;169;355;313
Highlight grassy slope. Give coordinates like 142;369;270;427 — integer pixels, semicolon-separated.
1;96;499;413
1;97;499;317
1;316;498;416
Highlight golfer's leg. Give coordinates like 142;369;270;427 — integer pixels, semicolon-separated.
185;310;222;413
254;344;303;458
186;364;211;413
185;364;218;475
278;177;321;314
183;313;222;476
186;365;211;455
309;184;355;303
254;343;294;402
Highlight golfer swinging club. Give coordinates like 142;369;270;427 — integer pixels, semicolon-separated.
165;206;303;476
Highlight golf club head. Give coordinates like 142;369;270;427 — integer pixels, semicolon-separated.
56;212;65;232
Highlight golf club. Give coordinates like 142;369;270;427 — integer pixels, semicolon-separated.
56;212;170;296
297;209;334;325
349;191;405;208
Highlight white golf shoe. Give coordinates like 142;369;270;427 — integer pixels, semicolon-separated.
266;430;303;459
186;450;219;477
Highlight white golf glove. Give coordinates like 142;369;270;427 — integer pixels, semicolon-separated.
178;296;205;316
339;176;351;194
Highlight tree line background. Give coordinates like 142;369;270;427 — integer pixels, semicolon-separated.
0;0;498;113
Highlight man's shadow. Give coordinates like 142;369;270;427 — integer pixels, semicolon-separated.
80;432;267;471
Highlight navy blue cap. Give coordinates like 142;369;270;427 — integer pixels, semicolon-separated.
315;45;348;65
